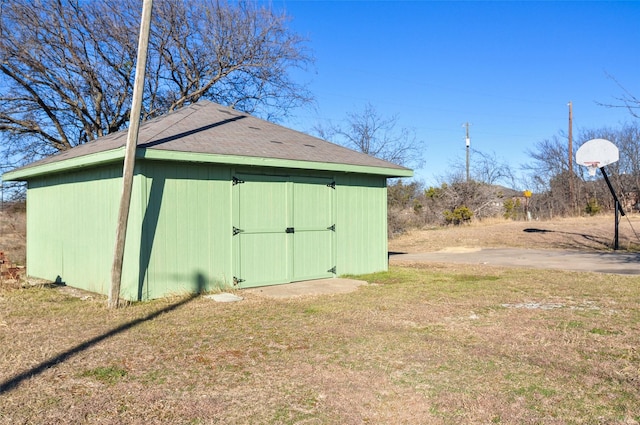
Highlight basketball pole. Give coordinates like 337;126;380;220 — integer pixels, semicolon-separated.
599;167;625;250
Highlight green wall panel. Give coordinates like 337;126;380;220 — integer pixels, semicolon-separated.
291;176;335;281
26;161;233;301
233;174;290;287
126;161;232;300
26;165;123;295
335;174;388;275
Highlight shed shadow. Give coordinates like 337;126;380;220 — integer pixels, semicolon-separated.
138;175;165;301
0;272;207;395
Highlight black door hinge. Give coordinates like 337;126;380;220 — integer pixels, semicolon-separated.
327;224;335;231
232;176;245;185
233;277;245;286
233;226;243;236
327;266;336;274
285;227;295;234
326;181;336;189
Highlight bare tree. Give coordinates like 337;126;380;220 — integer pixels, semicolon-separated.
525;132;572;186
598;73;640;119
0;0;312;165
526;123;640;216
314;103;423;168
473;150;516;187
444;148;516;187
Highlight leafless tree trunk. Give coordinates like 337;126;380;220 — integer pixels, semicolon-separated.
0;0;312;166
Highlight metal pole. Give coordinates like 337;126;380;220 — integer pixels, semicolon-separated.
614;199;620;250
600;167;625;251
600;167;625;217
109;0;154;309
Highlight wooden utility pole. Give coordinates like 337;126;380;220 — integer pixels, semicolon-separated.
568;101;574;212
463;122;471;182
109;0;154;309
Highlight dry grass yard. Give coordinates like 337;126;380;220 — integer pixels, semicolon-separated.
389;214;640;253
1;211;640;424
0;205;26;266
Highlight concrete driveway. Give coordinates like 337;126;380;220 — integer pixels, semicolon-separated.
240;247;640;300
390;247;640;275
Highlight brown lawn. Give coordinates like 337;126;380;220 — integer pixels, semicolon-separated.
1;213;640;424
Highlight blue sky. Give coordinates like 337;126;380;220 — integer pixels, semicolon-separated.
270;1;640;187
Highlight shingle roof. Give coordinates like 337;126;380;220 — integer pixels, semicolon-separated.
10;100;411;175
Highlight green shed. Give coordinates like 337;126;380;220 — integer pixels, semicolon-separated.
3;101;412;300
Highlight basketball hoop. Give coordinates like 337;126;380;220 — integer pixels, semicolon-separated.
576;138;625;250
576;139;618;177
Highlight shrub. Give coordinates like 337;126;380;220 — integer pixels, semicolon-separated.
443;205;473;225
585;198;601;216
503;198;521;220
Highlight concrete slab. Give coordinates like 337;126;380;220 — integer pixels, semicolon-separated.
390;248;640;275
204;293;244;302
242;278;367;299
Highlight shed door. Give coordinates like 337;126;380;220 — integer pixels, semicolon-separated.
233;175;290;287
291;177;335;281
232;174;335;288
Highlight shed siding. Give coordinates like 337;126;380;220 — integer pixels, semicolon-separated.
124;161;233;300
23;161;390;300
335;174;388;275
26;165;125;294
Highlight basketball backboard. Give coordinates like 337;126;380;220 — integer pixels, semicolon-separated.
576;138;619;176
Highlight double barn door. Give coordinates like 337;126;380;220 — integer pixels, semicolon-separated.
232;174;336;288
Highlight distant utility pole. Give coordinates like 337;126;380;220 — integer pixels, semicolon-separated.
568;101;574;211
109;0;154;309
463;122;472;182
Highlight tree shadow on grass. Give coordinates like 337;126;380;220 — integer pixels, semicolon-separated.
0;272;207;394
523;228;613;250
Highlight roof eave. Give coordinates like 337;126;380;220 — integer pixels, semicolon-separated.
140;149;414;177
2;147;413;181
2;148;125;181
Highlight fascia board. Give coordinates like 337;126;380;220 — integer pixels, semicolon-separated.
139;149;414;178
2;147;413;181
2;148;125;181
